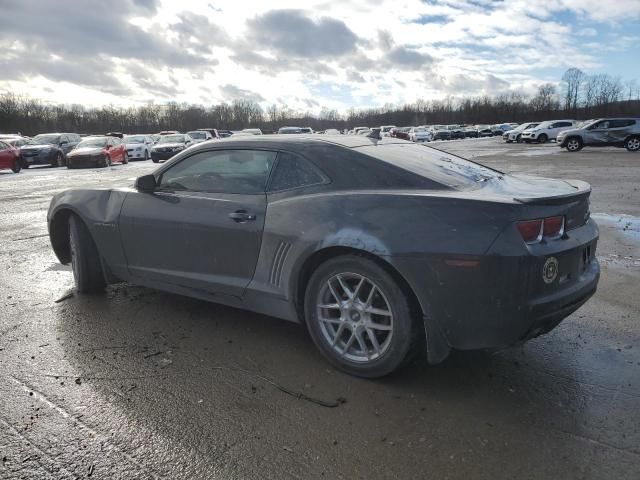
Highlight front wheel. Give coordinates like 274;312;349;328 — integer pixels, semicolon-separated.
53;152;65;167
516;134;522;143
11;159;21;173
122;152;129;164
144;150;149;161
304;255;417;378
538;133;548;143
625;136;640;152
69;215;105;293
565;137;583;152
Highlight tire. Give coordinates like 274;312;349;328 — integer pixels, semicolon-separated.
53;152;64;167
152;157;159;163
11;159;21;173
101;155;111;168
22;163;30;169
516;134;522;143
565;137;583;152
624;136;640;152
144;150;149;161
122;152;129;164
69;215;105;293
304;255;417;378
538;133;548;144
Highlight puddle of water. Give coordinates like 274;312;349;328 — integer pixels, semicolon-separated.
591;213;640;243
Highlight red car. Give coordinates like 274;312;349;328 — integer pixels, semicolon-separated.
0;139;22;173
391;127;411;140
66;136;129;168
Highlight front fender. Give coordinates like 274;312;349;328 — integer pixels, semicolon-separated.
48;189;129;274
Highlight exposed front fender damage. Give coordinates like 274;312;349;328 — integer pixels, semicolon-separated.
48;189;129;279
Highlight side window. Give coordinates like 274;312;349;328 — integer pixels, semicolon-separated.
60;135;69;143
268;152;325;192
610;119;634;128
0;141;7;149
594;120;610;129
159;149;276;194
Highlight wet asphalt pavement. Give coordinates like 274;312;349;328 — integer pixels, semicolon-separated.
0;138;638;479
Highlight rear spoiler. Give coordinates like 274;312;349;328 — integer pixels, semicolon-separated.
514;181;591;205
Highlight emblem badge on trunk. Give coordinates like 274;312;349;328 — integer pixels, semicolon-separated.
542;257;559;284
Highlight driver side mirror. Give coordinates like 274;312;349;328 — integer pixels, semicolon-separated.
135;174;157;192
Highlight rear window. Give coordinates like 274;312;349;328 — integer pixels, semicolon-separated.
355;143;501;189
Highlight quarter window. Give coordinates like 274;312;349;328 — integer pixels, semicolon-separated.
268;152;325;191
159;149;276;194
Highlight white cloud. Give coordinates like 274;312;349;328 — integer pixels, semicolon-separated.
0;0;636;112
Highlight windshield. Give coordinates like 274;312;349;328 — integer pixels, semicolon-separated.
357;143;501;189
76;137;107;148
414;127;427;132
124;135;146;143
188;132;207;139
381;127;394;132
31;134;60;145
159;135;185;143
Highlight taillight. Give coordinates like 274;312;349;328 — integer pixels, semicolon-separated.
517;219;543;243
517;216;565;244
543;216;564;238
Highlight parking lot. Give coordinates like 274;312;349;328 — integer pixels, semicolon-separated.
1;137;638;479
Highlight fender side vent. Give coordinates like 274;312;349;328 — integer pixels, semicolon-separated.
269;241;291;287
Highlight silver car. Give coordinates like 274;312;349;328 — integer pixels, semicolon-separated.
557;118;640;152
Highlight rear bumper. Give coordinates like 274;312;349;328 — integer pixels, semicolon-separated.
391;219;600;356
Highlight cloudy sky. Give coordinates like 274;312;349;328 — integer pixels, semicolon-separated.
1;0;639;112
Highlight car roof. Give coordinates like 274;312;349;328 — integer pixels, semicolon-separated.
186;134;408;150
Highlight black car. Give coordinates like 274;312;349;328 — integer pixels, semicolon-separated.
430;126;451;140
446;125;465;139
150;134;194;162
20;133;81;167
48;136;599;378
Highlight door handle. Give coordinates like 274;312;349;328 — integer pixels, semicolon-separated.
228;210;256;222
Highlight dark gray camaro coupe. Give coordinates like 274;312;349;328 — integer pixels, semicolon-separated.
48;135;600;377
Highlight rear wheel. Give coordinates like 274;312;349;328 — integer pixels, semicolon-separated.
69;215;105;293
304;255;417;378
538;133;548;143
11;159;21;173
625;136;640;152
565;137;583;152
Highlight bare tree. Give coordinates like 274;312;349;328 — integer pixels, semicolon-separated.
561;67;585;116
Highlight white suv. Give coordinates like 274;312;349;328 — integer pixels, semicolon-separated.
503;122;539;143
520;120;576;143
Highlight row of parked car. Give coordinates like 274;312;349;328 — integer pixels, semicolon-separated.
0;128;259;173
345;124;519;142
501;118;640;152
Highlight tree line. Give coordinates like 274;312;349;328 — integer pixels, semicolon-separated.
1;68;638;136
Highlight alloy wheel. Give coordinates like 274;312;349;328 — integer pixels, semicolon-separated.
567;139;581;151
316;272;394;363
627;138;640;151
